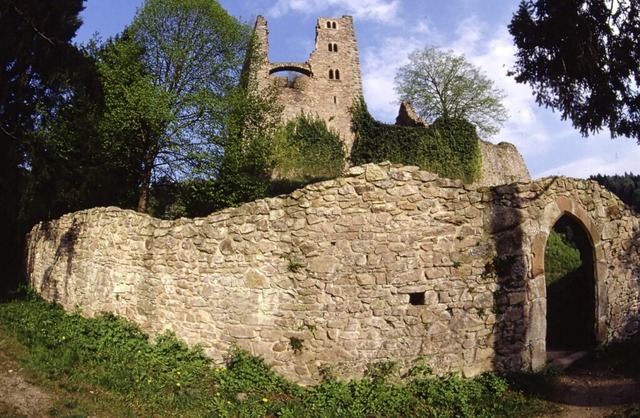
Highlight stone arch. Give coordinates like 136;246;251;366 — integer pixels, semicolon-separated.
268;63;312;78
529;196;607;367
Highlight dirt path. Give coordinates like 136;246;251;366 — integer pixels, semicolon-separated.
546;358;640;418
0;349;53;418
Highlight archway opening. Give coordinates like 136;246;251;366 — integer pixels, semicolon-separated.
270;69;310;88
545;214;597;351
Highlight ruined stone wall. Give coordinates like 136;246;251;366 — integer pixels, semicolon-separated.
478;140;531;186
249;16;363;155
27;163;640;384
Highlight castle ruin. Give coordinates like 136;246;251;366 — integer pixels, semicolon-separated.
247;16;532;187
248;16;363;156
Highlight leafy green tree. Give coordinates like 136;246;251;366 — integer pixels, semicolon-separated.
211;78;283;211
123;0;251;212
22;32;161;222
394;46;508;138
95;31;173;212
509;0;640;142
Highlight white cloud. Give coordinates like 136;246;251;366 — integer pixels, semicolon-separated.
535;147;640;179
361;36;423;122
268;0;400;23
451;16;485;53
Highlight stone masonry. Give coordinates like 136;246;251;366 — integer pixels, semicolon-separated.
26;162;640;384
247;16;363;156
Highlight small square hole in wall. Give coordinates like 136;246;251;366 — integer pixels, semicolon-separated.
409;292;425;306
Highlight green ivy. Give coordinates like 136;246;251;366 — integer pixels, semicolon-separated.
350;98;482;183
272;113;345;182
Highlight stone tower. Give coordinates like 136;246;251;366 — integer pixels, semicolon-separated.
248;16;363;156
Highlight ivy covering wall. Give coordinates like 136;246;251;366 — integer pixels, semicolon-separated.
272;113;345;183
350;98;482;183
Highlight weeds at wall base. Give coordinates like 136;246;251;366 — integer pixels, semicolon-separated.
0;293;553;417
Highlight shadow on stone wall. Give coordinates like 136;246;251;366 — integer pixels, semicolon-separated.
488;179;558;372
488;184;527;372
28;219;81;303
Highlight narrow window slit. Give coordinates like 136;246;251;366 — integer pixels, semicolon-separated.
409;292;425;306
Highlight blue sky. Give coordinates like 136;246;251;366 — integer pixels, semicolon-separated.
74;0;640;180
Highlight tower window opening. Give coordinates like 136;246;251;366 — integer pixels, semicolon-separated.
334;96;337;104
329;69;334;80
335;69;341;80
332;22;337;29
328;43;333;52
326;21;331;28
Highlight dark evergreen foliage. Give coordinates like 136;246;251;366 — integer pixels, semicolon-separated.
0;0;88;295
509;0;640;141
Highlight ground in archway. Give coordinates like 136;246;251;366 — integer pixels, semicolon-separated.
548;356;640;418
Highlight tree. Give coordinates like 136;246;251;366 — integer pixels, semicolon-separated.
0;0;87;293
509;0;640;142
124;0;251;212
25;35;150;218
210;64;283;211
95;31;173;212
394;46;508;138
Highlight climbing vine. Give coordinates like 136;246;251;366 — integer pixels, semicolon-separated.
272;112;345;182
350;98;482;183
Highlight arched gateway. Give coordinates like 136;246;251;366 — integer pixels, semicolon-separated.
529;196;608;369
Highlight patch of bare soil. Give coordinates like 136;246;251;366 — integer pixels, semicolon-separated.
547;357;640;418
0;349;53;418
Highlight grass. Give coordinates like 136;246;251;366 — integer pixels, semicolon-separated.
0;290;559;417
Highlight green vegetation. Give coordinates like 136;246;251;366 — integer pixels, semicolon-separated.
272;113;345;184
350;98;482;183
544;229;582;285
509;0;640;141
147;111;346;218
0;293;551;417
